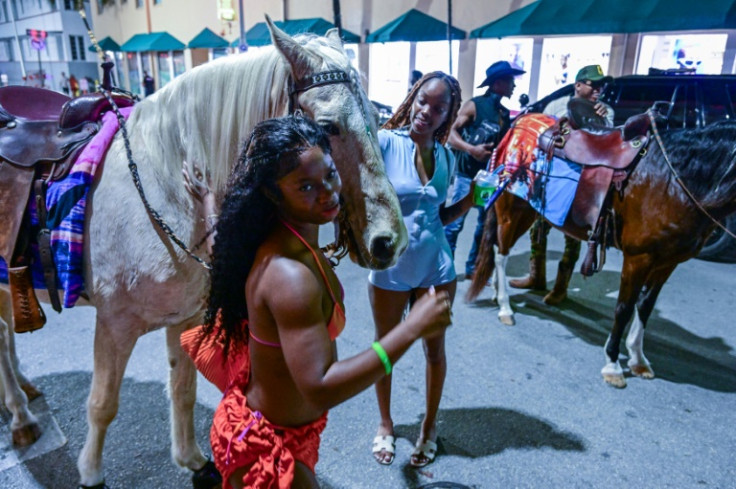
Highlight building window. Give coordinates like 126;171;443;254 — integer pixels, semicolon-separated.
70;35;85;61
96;0;103;14
0;1;8;23
64;0;73;9
0;38;14;62
69;34;78;60
136;0;142;7
153;0;161;4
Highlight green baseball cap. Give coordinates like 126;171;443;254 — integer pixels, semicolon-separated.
575;64;613;84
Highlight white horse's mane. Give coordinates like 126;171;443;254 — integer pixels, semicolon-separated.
126;33;355;194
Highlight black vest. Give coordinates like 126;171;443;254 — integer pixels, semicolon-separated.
454;93;510;178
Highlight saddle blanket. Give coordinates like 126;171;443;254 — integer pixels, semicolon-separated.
507;153;581;227
0;106;133;307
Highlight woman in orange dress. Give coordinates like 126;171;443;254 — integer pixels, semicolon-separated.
202;116;452;488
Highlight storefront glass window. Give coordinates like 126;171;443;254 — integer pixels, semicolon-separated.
127;52;140;95
474;38;533;111
157;51;171;86
538;36;612;102
369;42;410;112
173;50;185;77
637;34;728;74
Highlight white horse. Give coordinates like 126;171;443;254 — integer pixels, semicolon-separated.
0;19;407;488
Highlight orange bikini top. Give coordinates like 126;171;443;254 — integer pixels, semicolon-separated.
249;220;346;348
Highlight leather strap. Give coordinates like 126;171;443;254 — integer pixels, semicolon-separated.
34;179;62;313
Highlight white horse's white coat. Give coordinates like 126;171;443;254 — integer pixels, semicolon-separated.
0;20;406;487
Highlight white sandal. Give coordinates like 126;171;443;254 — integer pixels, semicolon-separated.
410;439;438;467
371;435;396;466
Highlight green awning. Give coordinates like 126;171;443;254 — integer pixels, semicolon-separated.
188;28;229;49
231;18;360;48
470;2;541;38
88;36;121;52
121;32;186;52
365;8;466;43
471;0;736;38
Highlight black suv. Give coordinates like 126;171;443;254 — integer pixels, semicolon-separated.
523;72;736;262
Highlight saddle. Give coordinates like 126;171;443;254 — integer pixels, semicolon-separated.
0;85;134;332
537;109;651;277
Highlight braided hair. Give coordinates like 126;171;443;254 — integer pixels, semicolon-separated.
204;116;331;355
383;71;462;144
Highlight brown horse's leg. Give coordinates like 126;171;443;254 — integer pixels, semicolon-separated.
626;264;677;380
602;253;651;388
492;195;539;325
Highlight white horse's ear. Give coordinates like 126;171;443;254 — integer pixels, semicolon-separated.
266;14;319;80
325;28;343;47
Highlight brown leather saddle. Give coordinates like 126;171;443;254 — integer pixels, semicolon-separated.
536;105;652;276
0;85;134;331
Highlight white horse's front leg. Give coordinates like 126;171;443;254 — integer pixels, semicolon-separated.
165;323;208;471
0;291;41;446
494;246;515;325
78;316;138;488
626;310;654;379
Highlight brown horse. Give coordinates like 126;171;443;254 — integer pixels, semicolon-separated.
468;118;736;388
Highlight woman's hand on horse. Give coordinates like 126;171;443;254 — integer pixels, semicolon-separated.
594;102;609;118
404;290;452;339
182;160;211;201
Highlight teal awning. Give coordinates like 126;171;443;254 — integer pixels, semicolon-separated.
231;18;360;48
366;9;466;43
121;32;186;52
470;2;541;38
188;28;229;49
471;0;736;38
88;36;121;52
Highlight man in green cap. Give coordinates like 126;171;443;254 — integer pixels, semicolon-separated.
510;64;613;305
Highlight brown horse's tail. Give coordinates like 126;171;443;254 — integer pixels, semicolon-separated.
466;206;498;302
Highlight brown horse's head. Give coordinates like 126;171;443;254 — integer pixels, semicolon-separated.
267;17;407;269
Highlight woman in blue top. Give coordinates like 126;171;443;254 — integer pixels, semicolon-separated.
369;72;478;467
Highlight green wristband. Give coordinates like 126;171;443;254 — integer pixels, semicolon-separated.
371;341;392;375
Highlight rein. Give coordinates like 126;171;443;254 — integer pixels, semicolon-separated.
647;109;736;241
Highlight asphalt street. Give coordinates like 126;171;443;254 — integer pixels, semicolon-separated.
2;210;735;489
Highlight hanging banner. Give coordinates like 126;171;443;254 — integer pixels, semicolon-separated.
218;0;236;21
27;28;48;51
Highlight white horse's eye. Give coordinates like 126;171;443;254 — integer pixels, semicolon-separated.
320;122;340;136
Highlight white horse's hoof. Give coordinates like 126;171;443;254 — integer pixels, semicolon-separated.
498;314;515;326
629;362;655;379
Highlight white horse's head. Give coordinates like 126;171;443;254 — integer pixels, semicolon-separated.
266;17;407;269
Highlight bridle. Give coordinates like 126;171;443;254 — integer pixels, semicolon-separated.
288;70;350;115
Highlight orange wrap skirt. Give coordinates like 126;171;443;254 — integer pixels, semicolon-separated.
211;382;328;489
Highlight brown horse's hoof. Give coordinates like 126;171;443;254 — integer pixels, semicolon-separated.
629;363;655;379
21;382;43;401
603;373;627;389
543;290;567;305
499;314;515;326
12;422;42;446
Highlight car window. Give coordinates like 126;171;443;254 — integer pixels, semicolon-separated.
607;82;677;126
702;82;734;125
668;83;696;129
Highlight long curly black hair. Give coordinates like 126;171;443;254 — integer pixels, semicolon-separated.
383;71;462;144
203;116;331;355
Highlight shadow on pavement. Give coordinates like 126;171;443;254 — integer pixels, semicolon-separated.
506;267;736;393
1;371;215;489
395;407;585;488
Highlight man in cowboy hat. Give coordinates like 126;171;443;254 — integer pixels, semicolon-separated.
445;60;525;280
510;64;614;304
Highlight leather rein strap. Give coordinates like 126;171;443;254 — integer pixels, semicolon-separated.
647;109;736;241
